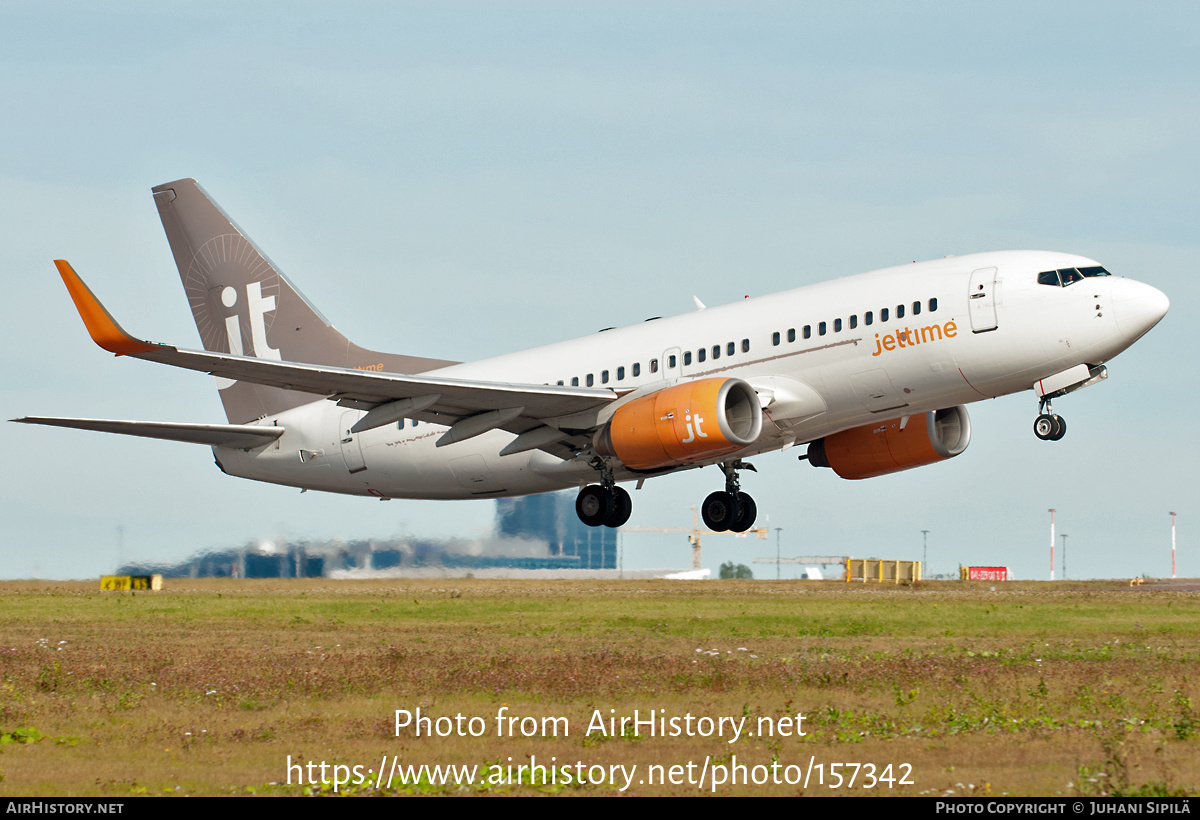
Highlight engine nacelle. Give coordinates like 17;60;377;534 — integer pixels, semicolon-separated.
594;378;763;470
807;406;971;480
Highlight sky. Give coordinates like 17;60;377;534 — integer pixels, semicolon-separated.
2;2;1197;580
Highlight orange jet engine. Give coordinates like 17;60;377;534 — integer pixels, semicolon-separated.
806;406;971;479
594;378;763;470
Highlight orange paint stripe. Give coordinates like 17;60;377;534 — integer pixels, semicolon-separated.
54;260;156;356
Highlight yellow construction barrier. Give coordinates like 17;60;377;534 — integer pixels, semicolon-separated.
846;559;922;584
100;575;163;591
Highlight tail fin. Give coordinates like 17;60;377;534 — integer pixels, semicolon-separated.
151;179;455;423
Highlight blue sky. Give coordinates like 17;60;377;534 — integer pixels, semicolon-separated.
3;2;1196;580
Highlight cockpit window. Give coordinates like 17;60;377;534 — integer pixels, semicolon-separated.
1058;267;1084;285
1038;266;1111;287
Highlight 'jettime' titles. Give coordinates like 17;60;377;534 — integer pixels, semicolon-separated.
871;321;957;357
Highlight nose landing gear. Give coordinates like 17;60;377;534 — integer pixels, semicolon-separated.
1034;398;1067;441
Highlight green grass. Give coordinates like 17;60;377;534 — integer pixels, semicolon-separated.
0;579;1197;796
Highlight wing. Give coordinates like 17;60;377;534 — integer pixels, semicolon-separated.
52;260;616;452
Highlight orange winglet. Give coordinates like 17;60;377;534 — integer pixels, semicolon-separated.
54;260;157;356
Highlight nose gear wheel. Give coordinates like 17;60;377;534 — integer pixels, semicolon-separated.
1034;398;1067;441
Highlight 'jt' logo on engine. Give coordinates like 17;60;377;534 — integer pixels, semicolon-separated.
681;412;707;444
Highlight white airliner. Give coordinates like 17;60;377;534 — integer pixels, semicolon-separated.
15;179;1169;532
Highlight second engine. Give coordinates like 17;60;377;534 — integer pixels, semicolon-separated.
806;406;971;479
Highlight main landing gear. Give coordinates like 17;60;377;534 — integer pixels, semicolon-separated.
575;459;632;528
575;484;632;528
1033;397;1067;441
574;459;759;531
700;460;758;533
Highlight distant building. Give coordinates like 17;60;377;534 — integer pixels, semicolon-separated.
496;492;617;570
118;492;618;578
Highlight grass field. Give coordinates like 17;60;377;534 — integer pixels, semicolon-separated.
0;578;1197;796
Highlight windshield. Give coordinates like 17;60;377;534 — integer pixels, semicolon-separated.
1036;266;1112;287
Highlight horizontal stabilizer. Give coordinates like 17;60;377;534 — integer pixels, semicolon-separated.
11;417;284;448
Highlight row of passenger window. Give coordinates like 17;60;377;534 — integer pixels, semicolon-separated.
565;359;654;387
560;337;754;386
556;297;938;388
1037;266;1111;287
683;338;751;367
771;298;938;346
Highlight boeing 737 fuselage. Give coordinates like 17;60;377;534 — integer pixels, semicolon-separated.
15;179;1169;532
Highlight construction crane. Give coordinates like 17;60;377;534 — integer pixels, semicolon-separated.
621;506;769;570
752;555;849;580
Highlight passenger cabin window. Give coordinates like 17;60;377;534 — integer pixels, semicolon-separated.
727;341;735;356
617;366;625;381
586;374;594;387
772;331;780;346
818;321;827;336
741;339;749;353
834;318;842;332
667;354;676;368
684;351;692;366
929;298;937;312
633;363;641;376
849;315;857;329
571;377;579;386
711;345;720;360
803;325;811;339
650;359;659;373
865;311;873;325
897;304;905;319
912;301;921;316
788;328;796;343
601;370;609;384
881;308;889;322
698;348;706;363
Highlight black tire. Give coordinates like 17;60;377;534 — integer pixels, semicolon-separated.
729;493;757;532
1033;415;1056;440
702;491;735;532
604;486;633;528
576;485;613;527
1049;415;1067;441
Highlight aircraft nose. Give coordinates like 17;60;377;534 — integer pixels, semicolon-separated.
1112;278;1169;343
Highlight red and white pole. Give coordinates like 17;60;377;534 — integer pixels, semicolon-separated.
1049;508;1056;581
1171;511;1177;579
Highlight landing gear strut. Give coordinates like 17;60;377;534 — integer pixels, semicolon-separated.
701;460;758;533
1033;397;1067;441
575;459;632;528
